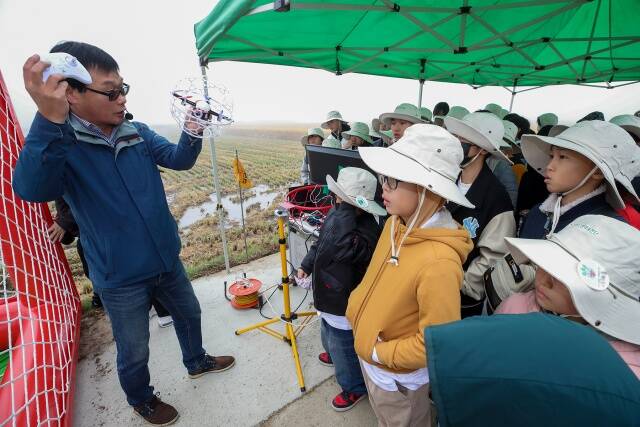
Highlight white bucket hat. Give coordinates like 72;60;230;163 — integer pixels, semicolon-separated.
444;112;513;164
502;120;518;146
610;114;640;141
321;110;345;129
322;135;343;149
326;167;386;216
342;122;373;144
358;124;474;208
538;113;559;128
505;215;640;345
419;107;433;122
520;120;640;210
484;103;503;117
549;124;569;137
447;106;470;120
300;127;325;146
379;103;423;126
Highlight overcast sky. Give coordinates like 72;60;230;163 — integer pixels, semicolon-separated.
1;0;638;129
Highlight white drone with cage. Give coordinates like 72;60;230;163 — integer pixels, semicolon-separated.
170;76;234;137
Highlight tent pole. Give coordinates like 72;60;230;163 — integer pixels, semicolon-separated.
418;59;426;109
508;79;518;112
201;65;231;274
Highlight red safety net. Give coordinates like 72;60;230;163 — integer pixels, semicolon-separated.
0;69;81;426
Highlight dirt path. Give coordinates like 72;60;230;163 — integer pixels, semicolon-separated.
78;309;113;361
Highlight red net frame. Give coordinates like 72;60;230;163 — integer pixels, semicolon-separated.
0;70;81;426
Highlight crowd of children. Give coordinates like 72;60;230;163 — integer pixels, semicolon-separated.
297;102;640;426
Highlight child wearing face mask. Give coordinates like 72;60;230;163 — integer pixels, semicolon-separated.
496;215;640;379
443;112;516;317
346;124;473;426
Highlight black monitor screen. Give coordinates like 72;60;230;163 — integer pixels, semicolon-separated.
306;145;376;185
305;145;383;206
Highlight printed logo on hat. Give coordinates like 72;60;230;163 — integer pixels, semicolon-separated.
355;196;369;208
577;259;609;291
462;217;480;238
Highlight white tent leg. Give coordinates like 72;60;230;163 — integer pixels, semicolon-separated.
508;80;517;112
418;79;424;109
201;66;231;273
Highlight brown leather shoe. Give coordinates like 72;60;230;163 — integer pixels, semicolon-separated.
188;354;236;378
133;395;179;426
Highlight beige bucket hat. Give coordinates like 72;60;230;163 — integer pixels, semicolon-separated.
358;124;474;208
321;110;345;129
610;114;640;141
444;112;513;164
548;124;569;137
505;215;640;345
326;167;387;216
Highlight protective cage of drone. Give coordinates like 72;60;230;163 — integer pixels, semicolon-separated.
170;76;234;138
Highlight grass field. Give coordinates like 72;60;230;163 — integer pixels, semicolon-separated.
61;123;312;310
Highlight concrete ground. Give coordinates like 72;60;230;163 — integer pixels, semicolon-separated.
73;253;377;427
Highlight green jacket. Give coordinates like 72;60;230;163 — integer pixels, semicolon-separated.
425;313;640;427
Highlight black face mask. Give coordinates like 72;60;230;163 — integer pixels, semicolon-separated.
460;143;474;166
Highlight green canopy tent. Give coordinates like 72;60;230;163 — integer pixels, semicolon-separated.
195;0;640;109
193;0;640;271
191;0;640;393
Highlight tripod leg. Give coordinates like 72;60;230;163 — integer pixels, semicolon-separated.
277;211;307;392
287;321;306;392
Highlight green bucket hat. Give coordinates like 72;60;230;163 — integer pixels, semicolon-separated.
300;127;325;146
342;121;373;144
447;106;470;120
379;103;423;127
419;107;433;122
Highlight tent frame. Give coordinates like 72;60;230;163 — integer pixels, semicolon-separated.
200;0;640;89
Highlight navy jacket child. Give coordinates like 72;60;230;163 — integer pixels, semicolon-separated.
297;167;384;411
519;120;640;238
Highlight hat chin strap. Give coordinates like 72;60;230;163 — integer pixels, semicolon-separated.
389;187;427;266
460;152;482;169
548;166;598;236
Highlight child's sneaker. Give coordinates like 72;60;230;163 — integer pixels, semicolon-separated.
157;316;174;328
331;391;366;412
318;352;333;367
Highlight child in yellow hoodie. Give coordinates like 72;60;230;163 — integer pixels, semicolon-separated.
346;124;474;426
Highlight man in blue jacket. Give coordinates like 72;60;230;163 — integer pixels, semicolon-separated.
14;42;234;426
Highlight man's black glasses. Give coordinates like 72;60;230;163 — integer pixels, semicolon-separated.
85;83;130;101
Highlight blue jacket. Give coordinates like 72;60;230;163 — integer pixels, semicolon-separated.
519;193;622;239
12;113;202;288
